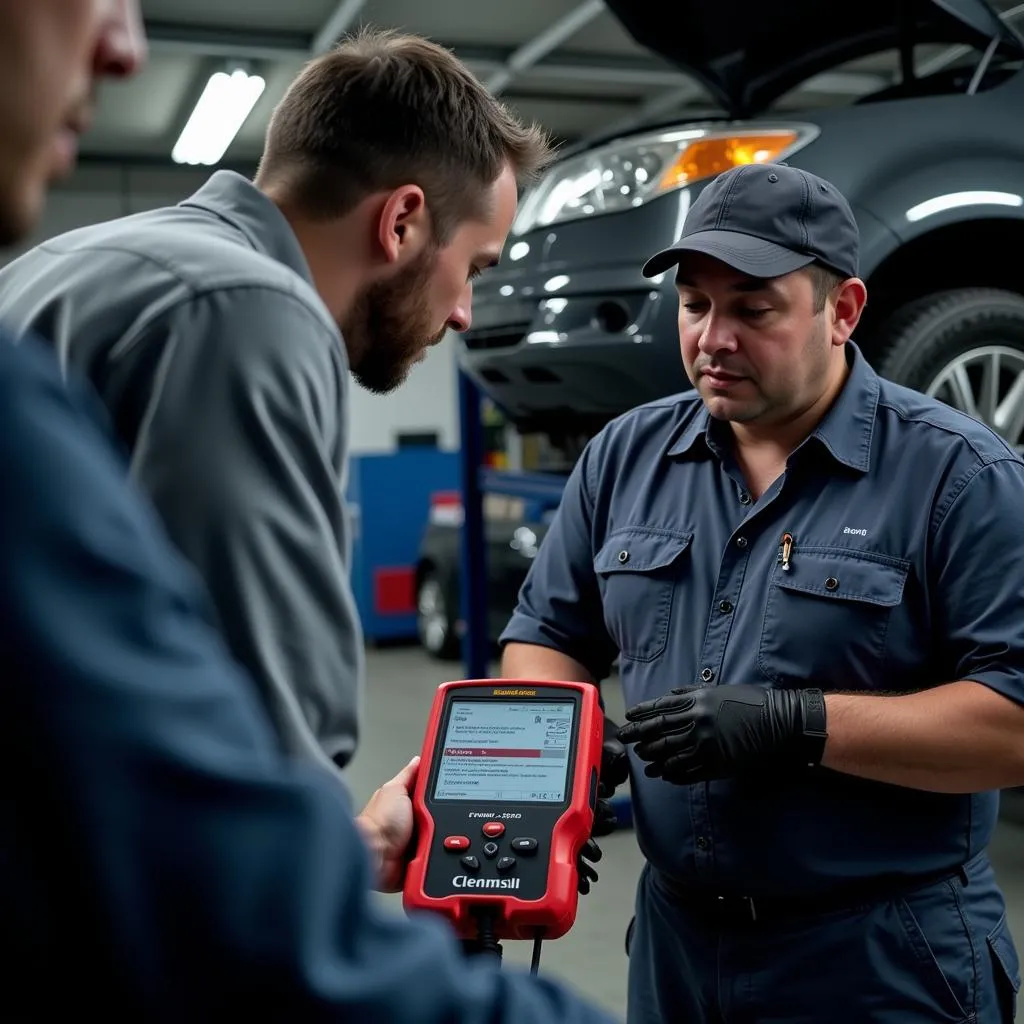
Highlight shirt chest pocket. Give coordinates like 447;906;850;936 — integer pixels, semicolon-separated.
757;547;910;688
594;528;693;663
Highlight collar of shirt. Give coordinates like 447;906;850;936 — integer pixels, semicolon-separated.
178;170;316;287
665;341;879;474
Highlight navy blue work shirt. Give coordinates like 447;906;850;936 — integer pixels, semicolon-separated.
0;331;616;1023
501;342;1024;898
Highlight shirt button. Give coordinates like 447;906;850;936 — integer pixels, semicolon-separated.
736;536;748;549
738;492;751;505
719;600;733;613
696;836;709;849
700;667;715;682
825;576;839;591
617;550;630;564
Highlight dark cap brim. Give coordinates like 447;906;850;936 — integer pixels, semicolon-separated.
641;229;816;280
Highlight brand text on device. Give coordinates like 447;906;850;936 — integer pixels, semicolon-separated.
452;875;521;890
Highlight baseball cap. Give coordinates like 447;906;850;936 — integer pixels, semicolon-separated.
641;162;859;281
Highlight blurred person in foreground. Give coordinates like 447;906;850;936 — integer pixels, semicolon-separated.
0;2;619;1020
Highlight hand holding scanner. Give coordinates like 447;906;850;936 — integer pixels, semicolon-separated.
403;679;603;962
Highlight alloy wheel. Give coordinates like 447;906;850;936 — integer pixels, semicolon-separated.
926;344;1024;454
416;576;450;654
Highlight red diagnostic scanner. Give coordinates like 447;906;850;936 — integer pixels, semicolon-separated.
403;679;603;942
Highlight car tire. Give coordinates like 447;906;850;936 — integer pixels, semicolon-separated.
874;288;1024;453
415;569;461;661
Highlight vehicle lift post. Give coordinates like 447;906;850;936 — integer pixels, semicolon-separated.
456;368;633;830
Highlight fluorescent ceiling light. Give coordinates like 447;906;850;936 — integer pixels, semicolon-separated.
172;68;265;166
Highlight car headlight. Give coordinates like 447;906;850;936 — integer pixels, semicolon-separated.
512;122;819;236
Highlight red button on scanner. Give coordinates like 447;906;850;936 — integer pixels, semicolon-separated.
482;821;505;838
444;835;471;851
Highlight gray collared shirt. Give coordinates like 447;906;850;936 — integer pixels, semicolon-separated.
501;342;1024;896
0;170;364;778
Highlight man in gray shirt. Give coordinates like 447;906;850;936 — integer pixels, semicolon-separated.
0;28;551;779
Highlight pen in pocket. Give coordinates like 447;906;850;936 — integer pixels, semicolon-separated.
781;532;793;572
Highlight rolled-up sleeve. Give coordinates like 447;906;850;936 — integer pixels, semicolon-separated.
125;286;362;775
931;456;1024;706
499;439;618;680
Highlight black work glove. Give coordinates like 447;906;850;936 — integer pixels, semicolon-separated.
617;684;827;784
576;715;631;894
593;714;629;837
576;838;602;895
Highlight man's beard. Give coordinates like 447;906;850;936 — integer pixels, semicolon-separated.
343;246;447;395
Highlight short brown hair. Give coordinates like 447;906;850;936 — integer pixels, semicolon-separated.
256;27;555;242
807;263;846;313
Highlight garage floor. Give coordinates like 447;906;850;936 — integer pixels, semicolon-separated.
345;647;1024;1022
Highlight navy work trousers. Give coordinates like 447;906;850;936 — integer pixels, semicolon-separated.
626;852;1020;1024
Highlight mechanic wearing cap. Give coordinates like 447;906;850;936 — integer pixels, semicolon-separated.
500;161;1024;1022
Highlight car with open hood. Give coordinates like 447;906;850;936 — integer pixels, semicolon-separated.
456;0;1024;812
457;0;1024;462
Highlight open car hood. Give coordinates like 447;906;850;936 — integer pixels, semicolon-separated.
603;0;1024;118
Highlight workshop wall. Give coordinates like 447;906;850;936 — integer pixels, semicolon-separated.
1;161;460;456
347;338;460;454
0;164;216;262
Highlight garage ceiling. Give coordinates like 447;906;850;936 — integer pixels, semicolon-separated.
87;0;1024;167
